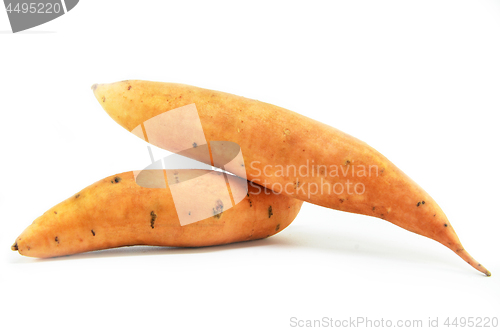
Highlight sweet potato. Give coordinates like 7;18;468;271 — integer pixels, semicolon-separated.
92;80;490;276
11;170;303;258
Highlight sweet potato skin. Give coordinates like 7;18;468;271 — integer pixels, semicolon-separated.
91;81;442;236
12;171;303;258
92;80;490;275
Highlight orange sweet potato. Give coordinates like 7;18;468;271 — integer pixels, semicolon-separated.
92;80;490;276
12;170;303;258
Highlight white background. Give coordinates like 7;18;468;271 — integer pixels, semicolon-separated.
1;1;499;330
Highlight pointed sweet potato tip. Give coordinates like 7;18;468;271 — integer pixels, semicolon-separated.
456;248;491;277
11;242;18;251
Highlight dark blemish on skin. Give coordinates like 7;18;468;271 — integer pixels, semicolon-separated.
433;214;436;217
345;160;351;166
417;202;421;207
91;230;95;236
372;207;376;211
150;211;157;229
268;206;273;218
109;177;122;184
75;194;80;198
55;237;59;244
422;201;425;204
213;199;224;219
275;224;280;231
241;163;244;167
380;214;384;217
54;211;57;214
91;84;98;91
11;243;18;251
248;199;252;207
478;264;481;267
128;86;132;90
380;169;385;173
27;246;30;251
102;96;105;102
444;223;448;227
339;199;344;203
189;212;191;216
192;142;198;148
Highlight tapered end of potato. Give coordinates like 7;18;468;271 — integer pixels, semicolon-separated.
91;83;98;91
455;247;491;277
11;242;18;251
